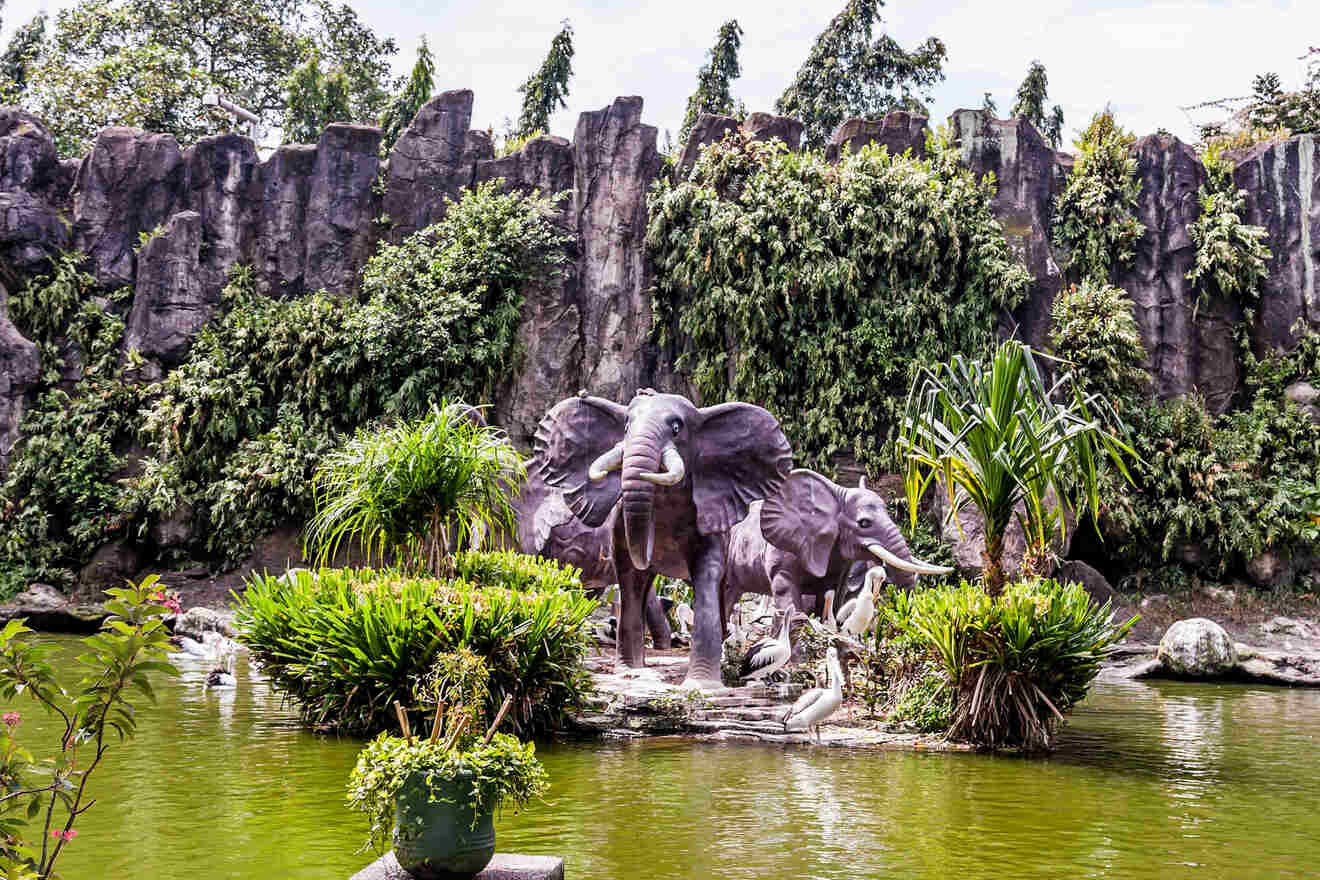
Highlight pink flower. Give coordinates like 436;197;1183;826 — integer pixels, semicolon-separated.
64;830;77;841
2;712;19;728
48;829;77;842
165;598;182;615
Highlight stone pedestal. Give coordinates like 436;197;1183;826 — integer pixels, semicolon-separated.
350;852;564;880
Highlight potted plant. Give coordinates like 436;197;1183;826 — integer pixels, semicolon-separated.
347;650;547;879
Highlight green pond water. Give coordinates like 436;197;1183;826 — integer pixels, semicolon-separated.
9;637;1320;880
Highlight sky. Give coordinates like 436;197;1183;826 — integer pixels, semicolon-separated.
4;0;1319;147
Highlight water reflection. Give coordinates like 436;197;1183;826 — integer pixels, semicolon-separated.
6;640;1319;880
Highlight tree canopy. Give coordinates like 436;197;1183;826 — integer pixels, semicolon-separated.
22;0;397;155
379;38;436;152
775;0;946;149
514;21;574;139
679;19;743;145
1011;60;1065;148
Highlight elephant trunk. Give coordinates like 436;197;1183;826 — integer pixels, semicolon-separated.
621;436;667;570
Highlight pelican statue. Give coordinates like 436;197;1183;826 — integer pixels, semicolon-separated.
836;567;884;638
782;645;844;742
739;608;796;682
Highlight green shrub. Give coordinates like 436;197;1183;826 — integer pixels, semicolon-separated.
890;579;1134;751
648;129;1031;472
233;554;596;736
1052;110;1143;286
1049;279;1149;409
304;403;524;574
856;590;953;732
1188;143;1271;323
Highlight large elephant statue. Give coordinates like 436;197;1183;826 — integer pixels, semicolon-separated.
723;470;952;620
535;389;792;687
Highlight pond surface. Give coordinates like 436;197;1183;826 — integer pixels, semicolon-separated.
10;638;1320;879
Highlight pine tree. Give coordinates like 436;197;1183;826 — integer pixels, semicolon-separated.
775;0;946;149
1011;60;1065;148
379;38;435;152
679;19;743;145
515;22;574;139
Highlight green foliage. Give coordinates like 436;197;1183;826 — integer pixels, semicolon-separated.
1187;144;1272;319
127;183;569;566
234;557;597;736
679;19;743;146
25;0;396;155
1052;109;1144;286
774;0;946;149
0;253;138;596
0;576;179;877
1246;52;1320;134
378;37;434;153
305;402;524;574
0;12;46;100
346;731;547;853
856;590;953;731
281;50;354;144
648;130;1030;473
890;578;1134;750
1049;279;1150;408
1010;60;1065;148
514;21;574;139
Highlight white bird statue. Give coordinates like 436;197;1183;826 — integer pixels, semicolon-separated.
738;609;796;682
782;645;844;742
675;601;694;637
836;567;885;638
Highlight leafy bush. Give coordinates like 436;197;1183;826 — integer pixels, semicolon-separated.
1049;279;1149;408
890;579;1134;751
1187;143;1271;321
234;554;596;736
1052;110;1144;286
648;130;1031;472
856;590;953;732
305;403;525;574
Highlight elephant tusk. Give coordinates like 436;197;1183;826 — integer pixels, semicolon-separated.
588;443;624;481
867;543;954;575
639;445;687;486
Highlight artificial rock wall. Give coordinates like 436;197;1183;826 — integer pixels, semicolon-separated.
1;97;1319;473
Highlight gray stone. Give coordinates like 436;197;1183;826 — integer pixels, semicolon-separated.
743;112;804;151
172;606;236;641
676;113;739;178
124;211;209;365
72;127;185;289
382;90;482;241
826;111;928;162
303;123;382;295
932;484;1073;578
182;133;259;294
0;306;39;474
1055;560;1117;606
253;143;318;298
1235;645;1320;686
1286;381;1320;424
1157;617;1237;677
1246;548;1296;589
350;852;564;880
0;583;107;633
78;541;141;594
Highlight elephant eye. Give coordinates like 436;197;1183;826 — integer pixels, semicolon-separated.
670;419;683;436
858;517;873;529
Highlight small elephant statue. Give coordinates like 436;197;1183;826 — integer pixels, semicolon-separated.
723;469;952;622
535;388;792;688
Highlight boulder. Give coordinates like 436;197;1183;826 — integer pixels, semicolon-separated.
382;90;484;241
123;211;209;365
1286;380;1320;424
676;113;739;178
78;541;141;594
303;124;382;295
1246;548;1295;589
1055;559;1117;606
572;97;663;405
1230;133;1320;351
0;110;71;271
932;485;1074;579
172;606;236;641
0;308;39;474
253;143;317;298
1157;617;1237;677
0;584;107;633
743;112;804;152
0;109;58;192
182;133;260;294
351;852;564;880
826;110;928;162
948;109;1065;349
72;127;185;289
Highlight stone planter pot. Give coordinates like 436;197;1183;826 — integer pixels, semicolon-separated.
392;771;496;880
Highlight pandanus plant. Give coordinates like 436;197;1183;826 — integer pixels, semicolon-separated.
898;340;1135;595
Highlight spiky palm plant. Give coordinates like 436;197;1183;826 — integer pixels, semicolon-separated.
898;340;1133;594
304;401;524;574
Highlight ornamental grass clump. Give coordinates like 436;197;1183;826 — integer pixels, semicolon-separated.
346;649;547;855
234;552;595;736
892;579;1135;751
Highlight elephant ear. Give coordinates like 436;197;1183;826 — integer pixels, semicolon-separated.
692;402;793;536
760;469;843;579
533;395;628;527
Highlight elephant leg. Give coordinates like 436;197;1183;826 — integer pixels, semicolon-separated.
644;587;673;649
615;565;649;669
683;536;727;689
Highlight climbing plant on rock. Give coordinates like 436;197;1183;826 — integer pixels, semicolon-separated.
1187;142;1271;324
1049;279;1149;410
1052;110;1143;286
647;130;1031;473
